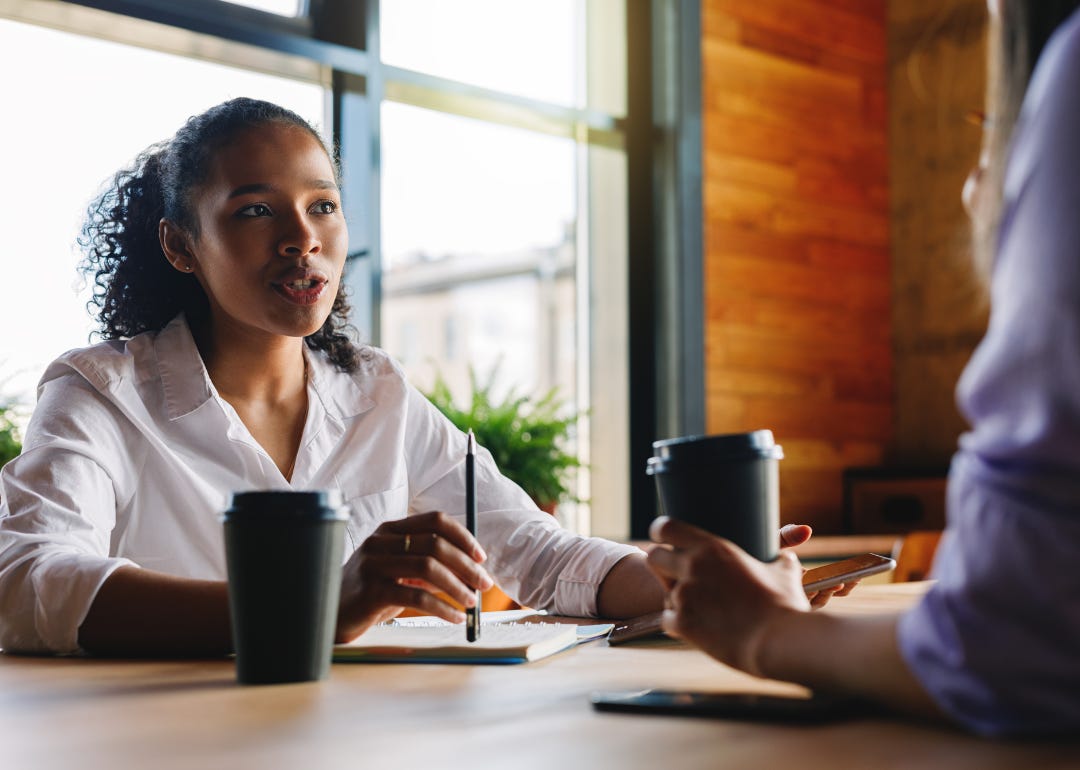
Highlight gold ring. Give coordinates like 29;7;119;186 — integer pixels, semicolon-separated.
403;534;411;554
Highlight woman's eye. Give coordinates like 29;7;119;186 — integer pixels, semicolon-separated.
238;203;272;217
313;200;338;215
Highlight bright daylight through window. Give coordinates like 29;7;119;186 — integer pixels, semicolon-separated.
221;0;305;17
378;0;628;535
0;18;325;412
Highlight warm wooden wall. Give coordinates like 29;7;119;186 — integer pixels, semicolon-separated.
887;0;988;466
702;0;892;531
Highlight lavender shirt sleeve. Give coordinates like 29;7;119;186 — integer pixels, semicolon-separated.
897;10;1080;737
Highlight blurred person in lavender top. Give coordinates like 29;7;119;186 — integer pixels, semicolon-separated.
647;0;1080;736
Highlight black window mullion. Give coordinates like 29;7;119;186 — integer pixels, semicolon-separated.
626;0;658;539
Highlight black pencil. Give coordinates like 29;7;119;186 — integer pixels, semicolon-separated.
466;429;480;642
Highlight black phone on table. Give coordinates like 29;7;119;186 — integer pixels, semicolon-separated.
590;689;866;723
607;611;666;645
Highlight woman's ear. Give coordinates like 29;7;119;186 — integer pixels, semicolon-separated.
159;219;197;274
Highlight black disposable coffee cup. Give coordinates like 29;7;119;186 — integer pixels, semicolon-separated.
223;490;348;685
647;430;783;562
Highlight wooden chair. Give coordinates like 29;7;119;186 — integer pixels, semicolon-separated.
891;530;943;582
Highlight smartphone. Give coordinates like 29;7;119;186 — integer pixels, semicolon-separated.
608;553;895;646
801;552;895;593
607;611;665;645
590;689;866;723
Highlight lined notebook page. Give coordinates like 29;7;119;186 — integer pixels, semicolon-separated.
390;609;547;628
333;622;580;664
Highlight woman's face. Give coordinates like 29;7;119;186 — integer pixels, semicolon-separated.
175;122;347;345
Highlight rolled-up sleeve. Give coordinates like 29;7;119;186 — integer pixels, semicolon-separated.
897;12;1080;737
0;373;137;654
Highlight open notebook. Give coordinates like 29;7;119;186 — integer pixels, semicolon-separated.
334;616;612;664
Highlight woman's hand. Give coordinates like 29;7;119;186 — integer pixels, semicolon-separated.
646;516;812;676
335;511;494;643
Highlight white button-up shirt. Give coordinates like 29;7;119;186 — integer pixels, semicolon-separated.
0;314;639;653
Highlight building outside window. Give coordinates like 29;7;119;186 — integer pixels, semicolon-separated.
377;0;629;535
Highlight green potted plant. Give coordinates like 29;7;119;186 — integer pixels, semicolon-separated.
1;400;22;470
423;365;583;514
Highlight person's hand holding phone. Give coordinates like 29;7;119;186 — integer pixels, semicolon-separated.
774;523;855;608
612;524;874;646
646;515;813;676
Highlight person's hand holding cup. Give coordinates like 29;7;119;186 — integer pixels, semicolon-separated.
646;430;783;561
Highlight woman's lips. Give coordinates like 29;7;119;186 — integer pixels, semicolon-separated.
272;278;327;306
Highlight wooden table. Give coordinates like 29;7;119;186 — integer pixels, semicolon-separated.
1;583;1077;770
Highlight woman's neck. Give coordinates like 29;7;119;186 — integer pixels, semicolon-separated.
190;316;308;406
189;316;311;480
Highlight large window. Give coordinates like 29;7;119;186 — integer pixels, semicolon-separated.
380;104;578;417
0;0;656;540
381;0;579;107
377;1;628;536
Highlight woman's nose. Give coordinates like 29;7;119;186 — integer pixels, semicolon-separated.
278;212;320;257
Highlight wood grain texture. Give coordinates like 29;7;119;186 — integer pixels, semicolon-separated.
702;0;891;531
4;584;1080;769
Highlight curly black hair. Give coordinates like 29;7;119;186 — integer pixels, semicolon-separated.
78;97;361;372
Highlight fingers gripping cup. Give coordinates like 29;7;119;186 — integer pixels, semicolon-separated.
223;490;348;685
646;430;783;562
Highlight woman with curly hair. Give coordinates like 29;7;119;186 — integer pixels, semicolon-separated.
0;97;704;654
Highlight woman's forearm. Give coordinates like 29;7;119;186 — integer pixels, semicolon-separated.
757;610;944;721
597;553;665;618
78;566;232;656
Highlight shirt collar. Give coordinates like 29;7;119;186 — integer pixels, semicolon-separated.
154;314;375;423
304;344;376;422
154;315;215;421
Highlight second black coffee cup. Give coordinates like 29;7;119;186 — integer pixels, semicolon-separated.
223;490;348;685
646;430;783;562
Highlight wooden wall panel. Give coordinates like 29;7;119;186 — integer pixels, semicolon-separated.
702;0;891;531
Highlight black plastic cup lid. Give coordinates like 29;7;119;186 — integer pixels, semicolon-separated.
224;490;348;520
650;430;783;465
